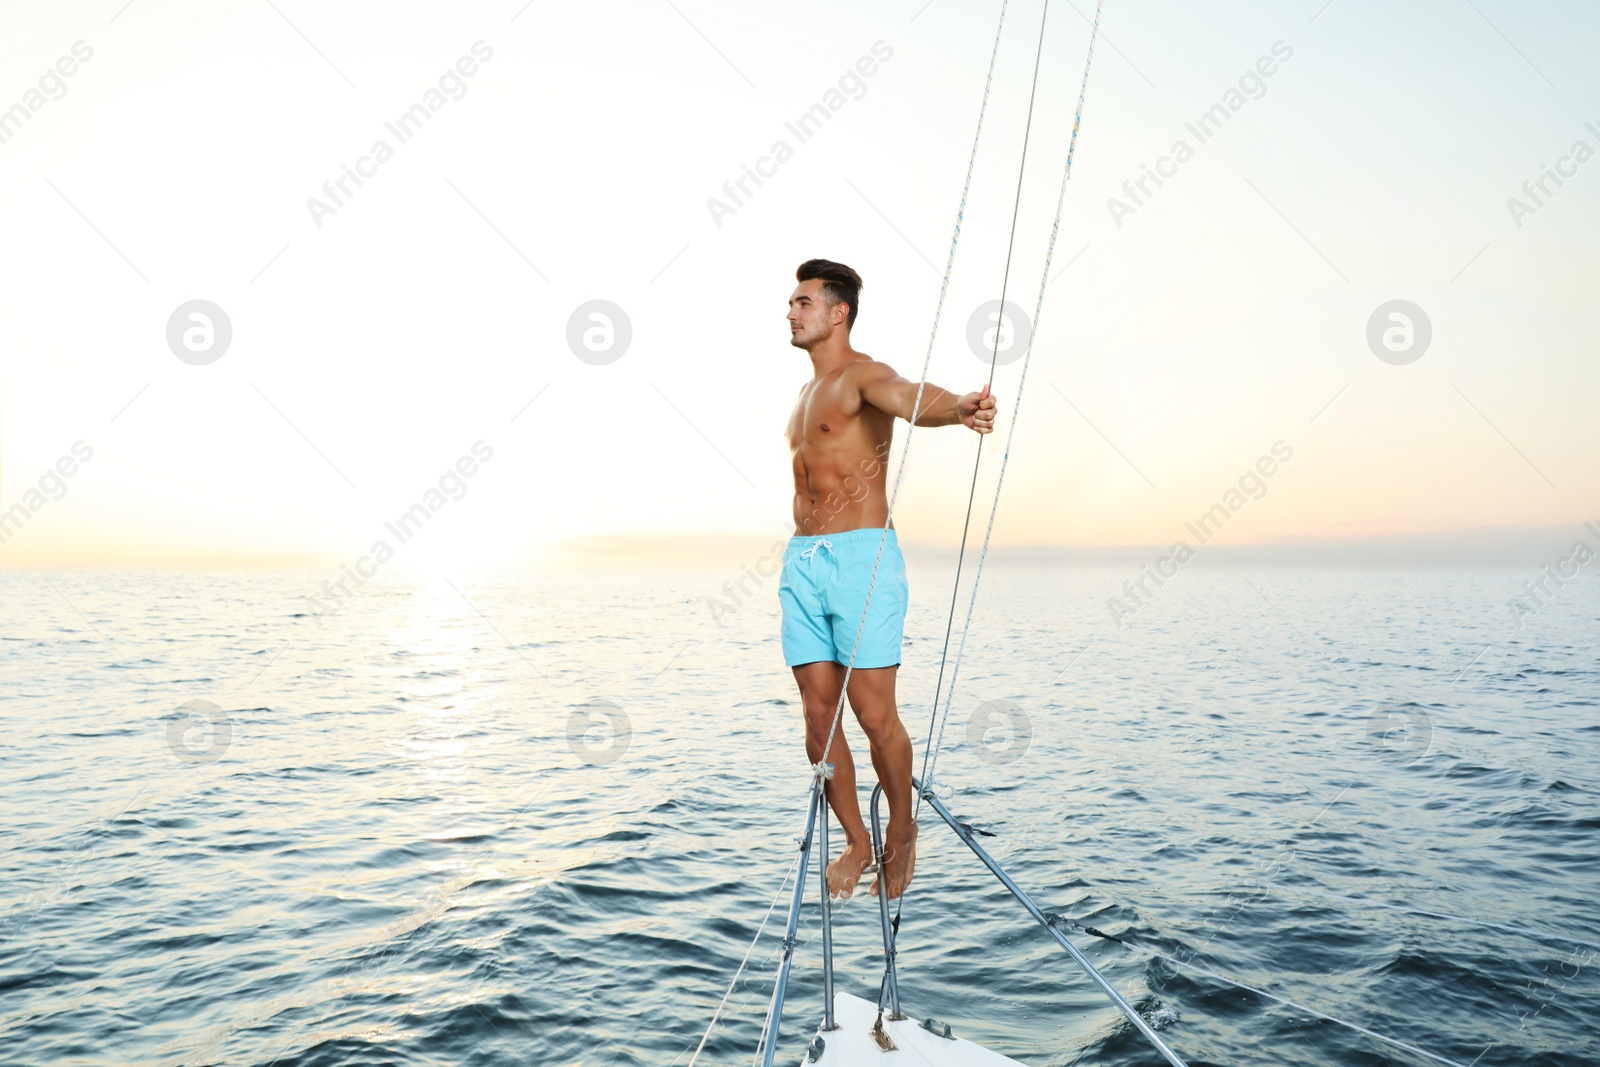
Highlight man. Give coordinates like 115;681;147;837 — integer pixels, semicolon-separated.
780;258;996;901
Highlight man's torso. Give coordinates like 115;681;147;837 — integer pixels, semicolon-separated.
786;358;894;536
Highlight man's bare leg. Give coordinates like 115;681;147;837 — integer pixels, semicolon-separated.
794;661;874;897
843;665;917;899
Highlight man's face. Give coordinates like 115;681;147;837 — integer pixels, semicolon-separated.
787;279;842;350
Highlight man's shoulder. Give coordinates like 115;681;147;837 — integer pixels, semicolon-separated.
843;355;899;386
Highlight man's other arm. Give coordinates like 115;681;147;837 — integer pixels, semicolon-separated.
856;362;995;433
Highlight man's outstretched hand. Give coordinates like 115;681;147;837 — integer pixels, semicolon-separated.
959;383;997;434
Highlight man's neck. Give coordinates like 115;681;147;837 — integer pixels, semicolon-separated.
807;336;858;379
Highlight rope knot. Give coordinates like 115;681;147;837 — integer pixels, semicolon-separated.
812;761;835;781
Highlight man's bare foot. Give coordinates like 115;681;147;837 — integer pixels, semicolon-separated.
870;820;918;899
826;837;873;898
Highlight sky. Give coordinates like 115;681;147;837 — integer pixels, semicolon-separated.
1;0;1596;568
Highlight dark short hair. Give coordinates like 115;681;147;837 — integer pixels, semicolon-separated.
796;259;862;329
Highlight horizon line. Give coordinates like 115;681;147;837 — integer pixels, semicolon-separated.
2;521;1596;570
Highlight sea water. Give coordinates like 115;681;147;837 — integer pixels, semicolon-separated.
1;560;1595;1066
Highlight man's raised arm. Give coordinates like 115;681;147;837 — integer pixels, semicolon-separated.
856;362;997;434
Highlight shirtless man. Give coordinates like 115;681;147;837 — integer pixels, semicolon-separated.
779;258;996;901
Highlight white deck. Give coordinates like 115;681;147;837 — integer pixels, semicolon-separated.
801;991;1030;1066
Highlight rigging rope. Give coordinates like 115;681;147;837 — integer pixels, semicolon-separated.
813;0;1012;777
875;0;1103;1007
918;0;1102;815
915;0;1055;822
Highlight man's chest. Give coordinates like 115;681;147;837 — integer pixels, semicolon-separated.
787;379;863;446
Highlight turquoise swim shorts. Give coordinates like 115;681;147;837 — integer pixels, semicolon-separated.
778;527;908;669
